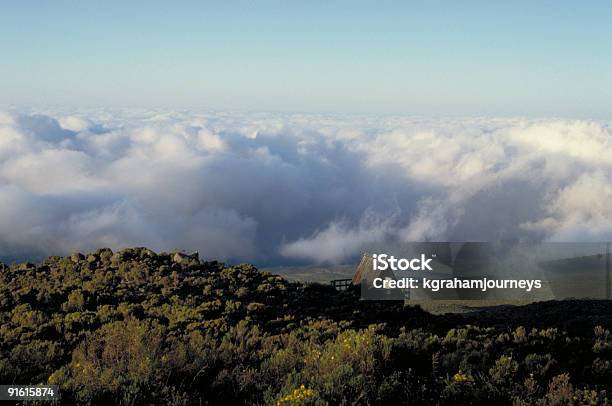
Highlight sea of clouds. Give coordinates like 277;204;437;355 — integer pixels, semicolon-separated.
1;108;612;265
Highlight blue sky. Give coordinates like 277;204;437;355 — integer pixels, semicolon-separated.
2;1;612;116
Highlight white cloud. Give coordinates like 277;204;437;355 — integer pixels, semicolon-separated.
1;110;612;264
280;212;396;263
58;116;94;132
0;149;103;194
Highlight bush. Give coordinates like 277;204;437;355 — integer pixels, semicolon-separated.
0;248;610;405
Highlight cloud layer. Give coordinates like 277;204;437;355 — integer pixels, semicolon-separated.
1;109;612;265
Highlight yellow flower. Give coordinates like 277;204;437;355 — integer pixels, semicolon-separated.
277;384;315;404
453;371;473;383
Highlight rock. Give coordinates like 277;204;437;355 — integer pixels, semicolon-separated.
137;248;156;259
111;252;125;265
173;252;187;263
70;253;85;263
127;247;155;259
17;262;36;271
37;265;51;273
96;248;114;263
172;252;200;265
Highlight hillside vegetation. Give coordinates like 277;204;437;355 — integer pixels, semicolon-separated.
1;248;611;405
